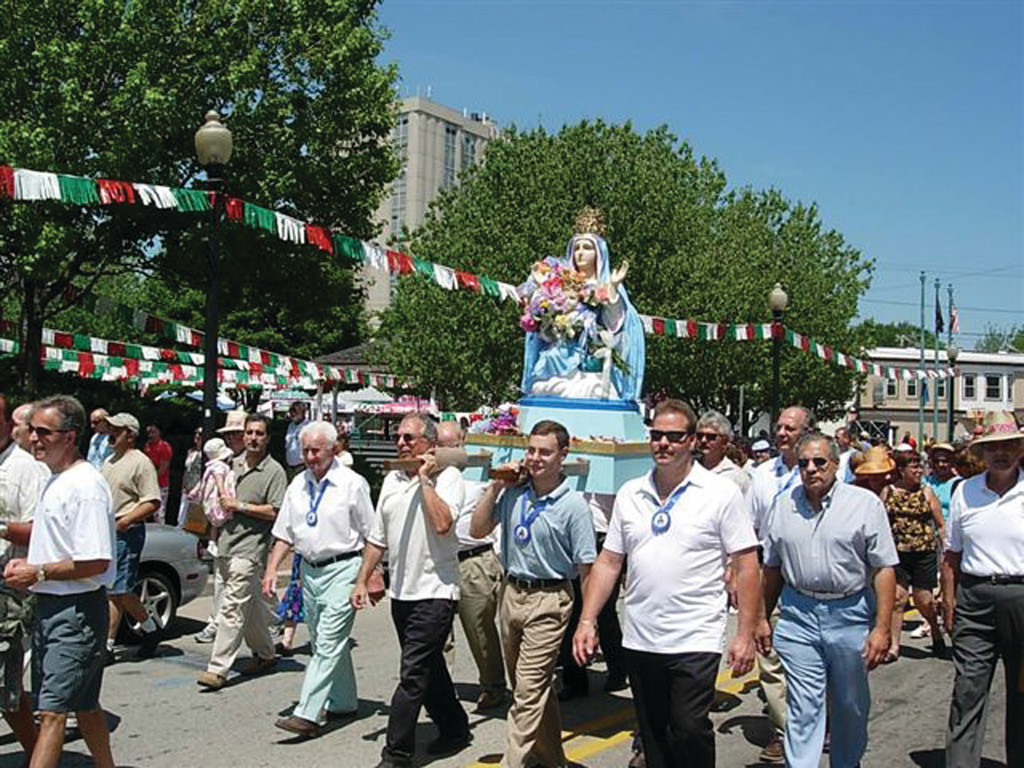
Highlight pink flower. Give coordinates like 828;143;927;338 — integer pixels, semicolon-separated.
520;315;539;333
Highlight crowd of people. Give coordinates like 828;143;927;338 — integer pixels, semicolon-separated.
0;391;1020;768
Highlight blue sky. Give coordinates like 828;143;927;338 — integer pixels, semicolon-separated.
377;0;1022;348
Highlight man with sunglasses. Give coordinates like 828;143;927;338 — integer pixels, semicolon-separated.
353;412;469;768
572;399;759;768
472;419;596;768
757;433;897;768
4;395;116;768
199;413;287;690
262;420;374;739
745;405;816;763
695;410;751;493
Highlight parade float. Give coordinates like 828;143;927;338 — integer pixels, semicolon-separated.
464;209;650;493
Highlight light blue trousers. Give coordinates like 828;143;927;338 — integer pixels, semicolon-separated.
292;556;360;724
773;586;873;768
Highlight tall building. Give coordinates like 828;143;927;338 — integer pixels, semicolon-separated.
363;97;500;318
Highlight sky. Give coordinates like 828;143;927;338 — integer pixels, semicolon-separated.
376;0;1023;349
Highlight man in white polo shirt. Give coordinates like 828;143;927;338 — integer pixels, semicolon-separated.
263;420;374;739
573;399;760;768
352;412;469;768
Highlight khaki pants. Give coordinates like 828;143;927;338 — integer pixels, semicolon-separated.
500;581;573;768
207;556;275;677
757;646;788;732
453;550;505;694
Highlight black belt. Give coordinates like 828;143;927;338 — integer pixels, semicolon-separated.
506;575;568;590
305;551;360;569
962;573;1024;586
458;544;492;563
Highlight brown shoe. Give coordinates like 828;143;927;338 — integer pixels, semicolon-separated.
238;655;277;676
475;690;505;710
759;733;785;764
197;671;227;690
275;715;321;738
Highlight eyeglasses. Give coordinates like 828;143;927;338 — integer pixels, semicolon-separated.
29;425;71;438
797;457;830;469
394;432;422;444
694;432;722;443
649;430;693;443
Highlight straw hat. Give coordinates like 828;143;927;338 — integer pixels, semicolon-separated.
854;446;895;476
971;411;1023;446
216;410;247;434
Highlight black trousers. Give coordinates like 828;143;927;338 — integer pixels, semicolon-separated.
384;598;468;761
625;649;720;768
559;534;626;693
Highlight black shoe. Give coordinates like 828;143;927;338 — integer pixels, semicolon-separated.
426;730;472;756
136;631;160;659
932;637;950;659
373;750;413;768
103;648;116;666
604;673;629;692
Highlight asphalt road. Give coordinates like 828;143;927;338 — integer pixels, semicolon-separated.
0;591;1008;768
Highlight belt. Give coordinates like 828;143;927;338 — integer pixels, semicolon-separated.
304;551;360;569
962;573;1024;586
506;575;568;590
458;544;492;563
793;586;862;601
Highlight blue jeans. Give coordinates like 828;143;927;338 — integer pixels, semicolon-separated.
773;586;873;768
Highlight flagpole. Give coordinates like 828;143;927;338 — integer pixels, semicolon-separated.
919;271;925;447
947;283;956;440
933;278;940;442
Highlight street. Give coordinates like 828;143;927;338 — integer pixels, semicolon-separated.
0;589;1008;768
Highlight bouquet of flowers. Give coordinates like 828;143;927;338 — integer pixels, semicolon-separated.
518;257;606;343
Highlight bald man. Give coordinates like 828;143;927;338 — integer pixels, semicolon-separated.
438;422;506;709
87;409;113;470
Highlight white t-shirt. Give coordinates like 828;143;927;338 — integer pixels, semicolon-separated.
369;466;464;600
28;461;116;595
272;460;374;561
746;455;801;539
585;492;615;535
455;480;499;552
947;470;1024;578
0;442;49;562
605;463;758;655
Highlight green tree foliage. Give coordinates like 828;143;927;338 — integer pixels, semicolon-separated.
854;319;941;350
0;0;398;389
377;121;872;418
973;324;1024;353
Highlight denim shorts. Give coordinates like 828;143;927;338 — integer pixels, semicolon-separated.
111;522;146;595
33;589;108;712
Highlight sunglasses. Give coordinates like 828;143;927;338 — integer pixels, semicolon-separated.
394;432;422;443
649;430;693;443
797;457;831;469
694;432;722;443
29;425;71;438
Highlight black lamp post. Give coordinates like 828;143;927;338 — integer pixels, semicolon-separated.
194;111;232;439
768;282;788;429
947;344;959;441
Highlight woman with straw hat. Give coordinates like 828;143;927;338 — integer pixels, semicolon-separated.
942;411;1024;767
853;446;895;497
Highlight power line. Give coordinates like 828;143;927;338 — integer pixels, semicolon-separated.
861;298;1024;315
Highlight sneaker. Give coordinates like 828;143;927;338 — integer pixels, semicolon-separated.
274;715;321;739
426;730;472;756
194;625;217;644
475;690;505;710
238;655;277;676
759;733;785;764
197;671;226;690
909;623;931;639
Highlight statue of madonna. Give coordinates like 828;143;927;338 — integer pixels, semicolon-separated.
519;209;645;402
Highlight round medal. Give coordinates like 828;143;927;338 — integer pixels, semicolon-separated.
651;511;671;535
306;509;319;527
513;524;531;545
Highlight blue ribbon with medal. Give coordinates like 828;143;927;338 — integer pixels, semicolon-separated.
306;476;329;527
649;480;689;535
513;492;548;547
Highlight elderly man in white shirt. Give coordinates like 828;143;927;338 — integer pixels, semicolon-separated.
695;410;751;494
262;420;373;739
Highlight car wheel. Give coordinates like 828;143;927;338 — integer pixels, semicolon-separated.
127;570;179;640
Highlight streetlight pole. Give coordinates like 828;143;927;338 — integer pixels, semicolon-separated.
947;344;959;441
768;282;788;430
194;111;233;439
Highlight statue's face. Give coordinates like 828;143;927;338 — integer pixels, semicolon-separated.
572;236;598;277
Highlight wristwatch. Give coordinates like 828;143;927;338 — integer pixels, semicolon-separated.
36;565;47;584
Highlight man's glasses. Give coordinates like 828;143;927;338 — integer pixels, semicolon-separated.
649;430;693;443
394;432;421;444
797;457;830;469
29;425;70;438
694;432;722;443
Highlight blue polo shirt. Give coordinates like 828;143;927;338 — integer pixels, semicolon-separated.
493;477;596;581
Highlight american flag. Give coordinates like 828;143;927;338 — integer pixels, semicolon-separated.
950;306;960;334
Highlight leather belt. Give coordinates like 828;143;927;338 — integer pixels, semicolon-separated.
506;575;568;590
305;551;360;569
962;573;1024;586
793;586;862;601
458;544;492;563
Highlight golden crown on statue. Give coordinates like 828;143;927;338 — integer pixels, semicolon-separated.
574;207;607;237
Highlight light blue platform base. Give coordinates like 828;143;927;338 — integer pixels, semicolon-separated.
463;397;651;495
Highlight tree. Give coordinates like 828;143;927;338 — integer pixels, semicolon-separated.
376;121;872;418
974;324;1024;353
0;0;398;390
854;319;942;350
